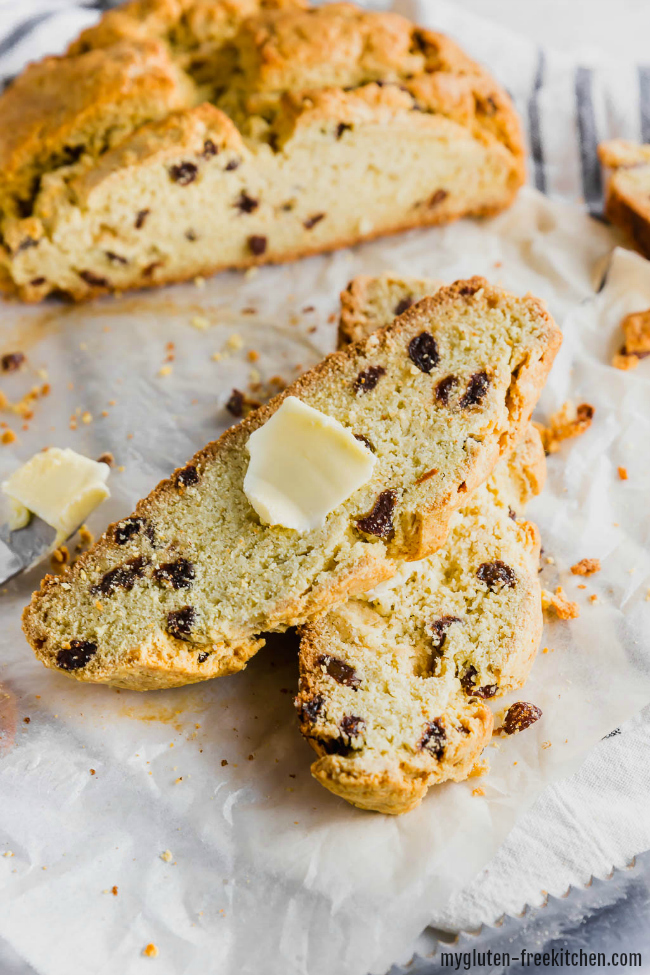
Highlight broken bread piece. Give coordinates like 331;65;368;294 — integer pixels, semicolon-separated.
297;425;545;814
599;140;650;258
23;278;560;689
0;0;525;302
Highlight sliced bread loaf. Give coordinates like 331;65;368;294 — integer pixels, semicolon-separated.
0;0;524;301
23;278;559;689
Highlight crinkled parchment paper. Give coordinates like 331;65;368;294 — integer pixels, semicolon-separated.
1;189;650;975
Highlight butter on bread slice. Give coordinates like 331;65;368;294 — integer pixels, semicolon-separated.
23;278;559;690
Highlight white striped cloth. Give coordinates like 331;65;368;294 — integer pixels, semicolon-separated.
1;0;649;953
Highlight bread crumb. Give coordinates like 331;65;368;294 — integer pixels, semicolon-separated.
194;275;205;289
221;759;228;767
160;850;173;863
174;777;182;784
618;466;628;480
545;555;555;565
81;411;92;424
589;594;599;604
571;558;601;576
534;401;594;454
1;429;16;445
51;545;69;567
143;944;159;958
471;787;485;797
97;452;114;467
158;365;173;377
468;759;488;778
542;586;580;620
111;885;118;896
3;851;13;857
247;349;259;362
612;308;650;369
541;741;552;749
90;769;96;775
190;315;209;330
78;525;94;549
226;333;243;351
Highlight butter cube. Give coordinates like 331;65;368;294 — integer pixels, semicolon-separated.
2;447;110;542
244;396;375;532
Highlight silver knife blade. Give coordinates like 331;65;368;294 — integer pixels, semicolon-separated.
0;517;57;586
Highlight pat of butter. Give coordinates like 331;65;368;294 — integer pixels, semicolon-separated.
2;447;110;542
244;396;375;532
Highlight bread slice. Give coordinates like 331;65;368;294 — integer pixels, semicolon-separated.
0;0;525;302
297;426;545;814
338;272;443;347
598;139;650;257
23;277;559;690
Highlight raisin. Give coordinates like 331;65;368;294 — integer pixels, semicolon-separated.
317;737;351;756
353;364;385;393
105;251;127;264
408;332;439;373
202;139;218;158
56;639;97;671
226;389;244;417
430;615;463;650
356;490;397;539
169;162;198;185
63;144;84;163
419;718;446;758
235;192;258;213
175;465;199;489
503;701;542;735
135;209;150;229
394;297;414;316
460;371;490;408
304;213;325;230
353;434;375;452
154;558;195;590
197;651;210;663
91;556;148;596
429;189;448;207
476;560;516;591
17;237;38;252
336;122;352;139
460;665;498;698
1;352;25;372
225;158;241;171
299;694;324;723
340;714;365;740
508;507;517;521
30;277;46;286
248;235;267;256
185;229;197;241
78;270;109;288
435;375;458;404
317;654;361;688
167;606;196;641
114;517;144;545
142;261;162;277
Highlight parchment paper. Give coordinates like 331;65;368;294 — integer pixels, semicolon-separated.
1;188;650;975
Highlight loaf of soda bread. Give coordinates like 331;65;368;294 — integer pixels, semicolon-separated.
0;0;525;302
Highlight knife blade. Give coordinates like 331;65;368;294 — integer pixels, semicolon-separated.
0;517;58;586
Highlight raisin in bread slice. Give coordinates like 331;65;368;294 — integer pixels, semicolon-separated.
599;140;650;258
0;0;525;302
297;425;545;814
23;278;559;690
